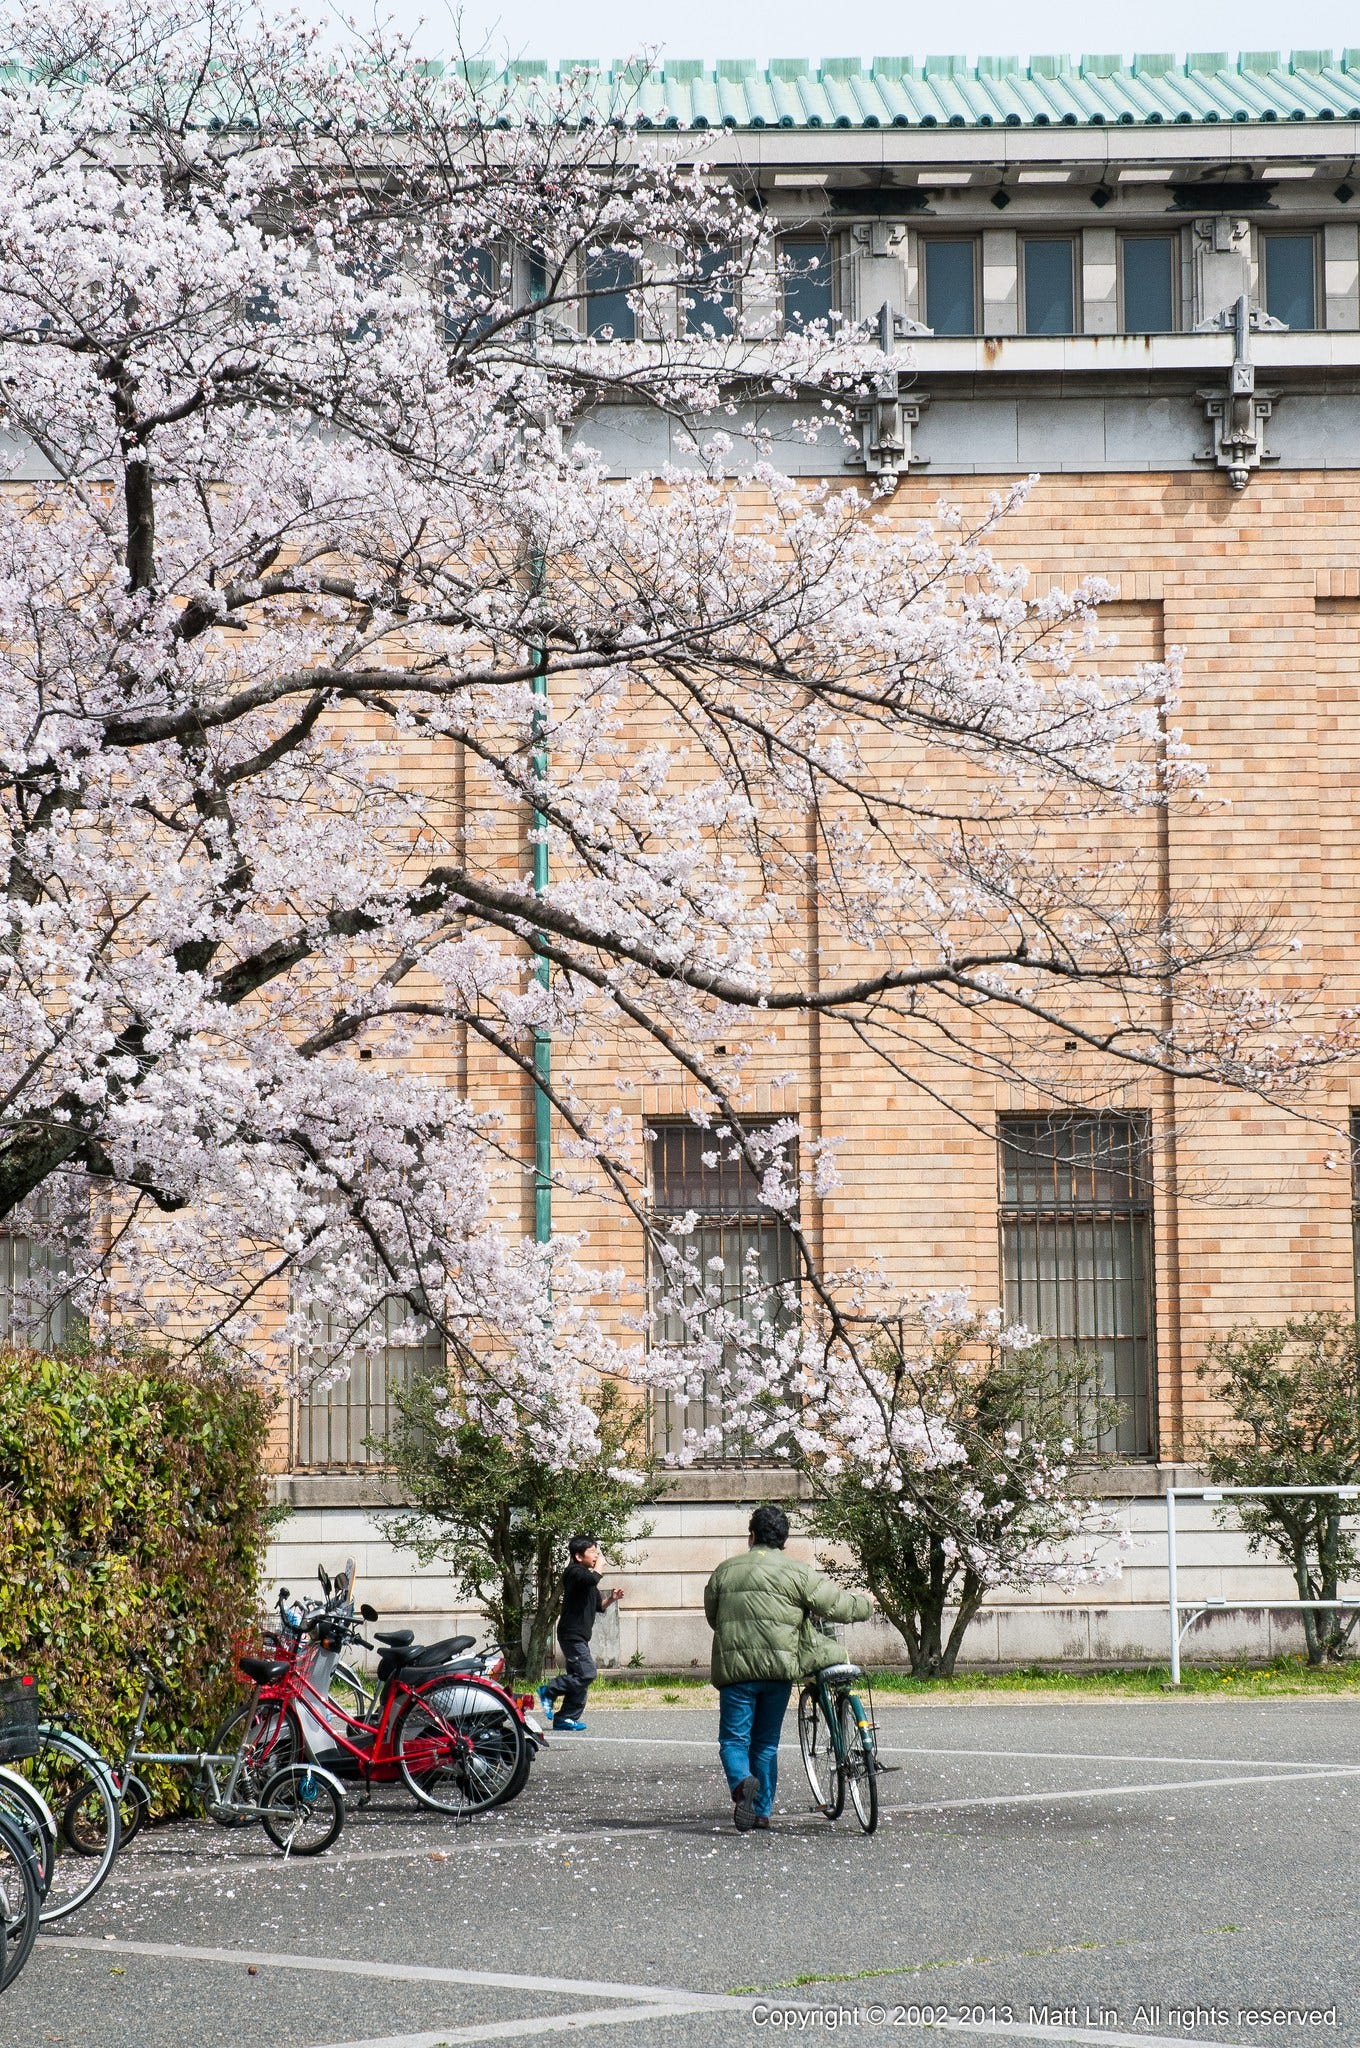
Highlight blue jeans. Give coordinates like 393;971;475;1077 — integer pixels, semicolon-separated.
717;1680;792;1819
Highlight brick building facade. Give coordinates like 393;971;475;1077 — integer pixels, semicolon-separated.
226;51;1360;1661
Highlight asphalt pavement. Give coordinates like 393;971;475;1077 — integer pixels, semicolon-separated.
8;1694;1359;2048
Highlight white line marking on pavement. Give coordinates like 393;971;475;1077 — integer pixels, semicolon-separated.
311;2001;724;2048
573;1733;1359;1774
897;1763;1356;1814
940;2022;1252;2048
42;1936;739;2009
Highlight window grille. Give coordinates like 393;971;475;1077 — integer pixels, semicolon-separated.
292;1290;444;1470
0;1187;80;1350
648;1121;799;1460
998;1113;1155;1456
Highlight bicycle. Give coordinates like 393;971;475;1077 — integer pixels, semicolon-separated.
0;1808;40;1992
0;1679;43;1987
796;1655;880;1834
0;1674;119;1921
231;1596;529;1818
112;1653;346;1856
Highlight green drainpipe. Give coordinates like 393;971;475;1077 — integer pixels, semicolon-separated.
530;547;551;1245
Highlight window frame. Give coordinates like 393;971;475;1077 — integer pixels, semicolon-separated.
996;1111;1156;1458
646;1118;801;1463
779;230;841;335
920;234;981;337
583;245;640;342
292;1278;445;1471
679;241;738;339
1019;233;1081;337
1260;228;1321;331
1117;231;1180;334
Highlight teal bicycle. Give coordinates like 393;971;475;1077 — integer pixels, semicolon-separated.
796;1655;879;1834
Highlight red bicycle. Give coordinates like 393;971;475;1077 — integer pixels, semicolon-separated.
227;1580;530;1819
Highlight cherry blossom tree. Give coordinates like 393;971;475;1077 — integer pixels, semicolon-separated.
0;1;1343;1480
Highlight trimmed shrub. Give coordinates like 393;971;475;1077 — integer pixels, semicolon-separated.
0;1346;277;1794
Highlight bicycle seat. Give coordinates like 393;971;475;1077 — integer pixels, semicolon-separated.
411;1634;476;1665
819;1661;863;1680
238;1655;289;1684
375;1629;415;1647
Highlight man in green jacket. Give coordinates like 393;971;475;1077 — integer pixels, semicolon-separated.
704;1504;873;1832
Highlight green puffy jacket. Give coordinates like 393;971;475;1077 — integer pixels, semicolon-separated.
703;1543;874;1687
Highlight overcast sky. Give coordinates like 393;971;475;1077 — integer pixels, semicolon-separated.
369;0;1359;67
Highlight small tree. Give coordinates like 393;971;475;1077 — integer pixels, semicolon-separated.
802;1306;1121;1678
383;1377;660;1680
1197;1315;1360;1664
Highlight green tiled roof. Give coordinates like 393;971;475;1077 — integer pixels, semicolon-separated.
447;51;1360;129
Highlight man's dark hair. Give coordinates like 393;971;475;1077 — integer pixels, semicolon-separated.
749;1505;789;1549
567;1533;597;1559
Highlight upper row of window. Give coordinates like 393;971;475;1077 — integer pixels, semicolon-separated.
575;230;1322;342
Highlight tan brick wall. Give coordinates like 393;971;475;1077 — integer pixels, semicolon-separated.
274;466;1360;1474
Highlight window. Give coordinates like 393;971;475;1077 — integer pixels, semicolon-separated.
681;244;736;338
1262;231;1318;329
923;238;978;337
781;234;837;332
648;1121;799;1459
1120;234;1177;333
0;1227;73;1348
998;1114;1154;1456
584;248;637;340
1022;237;1077;335
293;1290;444;1469
443;243;499;346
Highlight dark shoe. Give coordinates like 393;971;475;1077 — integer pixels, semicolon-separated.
753;1815;771;1830
732;1775;758;1831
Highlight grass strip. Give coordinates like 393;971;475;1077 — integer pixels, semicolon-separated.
596;1656;1360;1702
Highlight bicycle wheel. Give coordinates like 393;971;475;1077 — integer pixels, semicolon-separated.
21;1727;119;1922
211;1699;300;1819
258;1764;345;1857
395;1678;526;1817
0;1808;41;1990
837;1694;879;1835
0;1770;54;1900
797;1685;842;1818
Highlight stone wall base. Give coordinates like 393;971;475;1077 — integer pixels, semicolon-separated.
266;1469;1343;1670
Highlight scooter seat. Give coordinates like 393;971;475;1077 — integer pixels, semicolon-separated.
375;1628;415;1648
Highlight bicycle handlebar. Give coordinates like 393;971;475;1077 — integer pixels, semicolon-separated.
133;1653;175;1703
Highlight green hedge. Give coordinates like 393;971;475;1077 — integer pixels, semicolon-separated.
0;1346;277;1796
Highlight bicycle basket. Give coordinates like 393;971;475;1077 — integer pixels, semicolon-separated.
0;1674;40;1761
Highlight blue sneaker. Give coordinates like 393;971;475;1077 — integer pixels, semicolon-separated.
554;1718;587;1732
536;1685;556;1723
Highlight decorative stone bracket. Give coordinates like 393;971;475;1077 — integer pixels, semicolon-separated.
847;301;930;487
1195;293;1282;489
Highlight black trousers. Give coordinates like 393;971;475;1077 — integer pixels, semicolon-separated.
544;1635;597;1720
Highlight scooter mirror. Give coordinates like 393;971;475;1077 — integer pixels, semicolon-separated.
318;1565;331;1594
360;1602;379;1622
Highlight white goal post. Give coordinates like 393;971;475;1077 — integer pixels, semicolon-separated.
1166;1483;1360;1685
